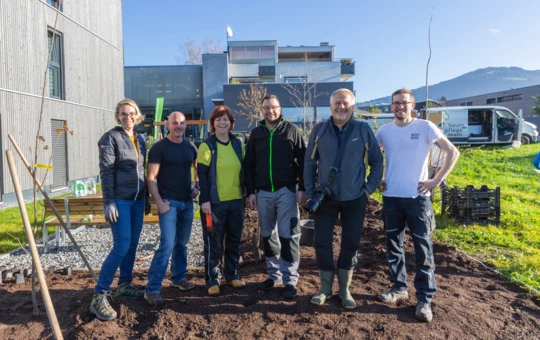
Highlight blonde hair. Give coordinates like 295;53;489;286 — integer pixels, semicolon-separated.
115;98;144;125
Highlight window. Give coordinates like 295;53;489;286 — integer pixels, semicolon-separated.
48;30;64;99
497;94;522;103
486;98;496;104
467;102;473;106
460;103;466;106
260;46;274;59
230;47;244;60
46;0;62;10
229;46;275;60
284;76;307;83
245;47;259;60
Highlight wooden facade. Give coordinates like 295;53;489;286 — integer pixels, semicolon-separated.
0;0;124;200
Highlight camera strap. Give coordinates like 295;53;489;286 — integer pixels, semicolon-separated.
327;121;355;185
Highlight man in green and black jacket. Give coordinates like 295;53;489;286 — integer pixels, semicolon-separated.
245;95;306;299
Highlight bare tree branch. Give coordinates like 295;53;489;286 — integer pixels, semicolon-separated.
425;8;434;107
177;39;223;65
236;84;267;127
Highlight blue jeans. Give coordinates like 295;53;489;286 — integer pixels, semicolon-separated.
95;198;144;293
146;199;194;294
382;196;437;303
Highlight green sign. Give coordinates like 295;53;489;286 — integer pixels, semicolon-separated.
154;97;164;138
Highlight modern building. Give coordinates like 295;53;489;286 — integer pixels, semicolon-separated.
446;84;540;128
0;0;124;204
124;40;355;132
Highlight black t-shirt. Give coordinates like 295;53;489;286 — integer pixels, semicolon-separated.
148;138;198;201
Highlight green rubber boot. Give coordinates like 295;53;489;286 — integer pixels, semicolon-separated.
337;268;356;309
310;270;334;306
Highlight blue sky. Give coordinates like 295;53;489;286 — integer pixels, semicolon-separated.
122;0;540;102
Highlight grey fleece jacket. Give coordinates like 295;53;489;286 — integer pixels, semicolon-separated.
304;118;383;201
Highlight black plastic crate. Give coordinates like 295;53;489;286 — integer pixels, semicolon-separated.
442;185;501;225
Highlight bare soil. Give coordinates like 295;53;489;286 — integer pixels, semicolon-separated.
1;200;539;339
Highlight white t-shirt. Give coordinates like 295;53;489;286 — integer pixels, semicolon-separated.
376;119;444;198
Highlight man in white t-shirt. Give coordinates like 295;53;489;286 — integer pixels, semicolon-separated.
375;89;459;322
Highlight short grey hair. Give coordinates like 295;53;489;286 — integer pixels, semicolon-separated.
330;88;356;105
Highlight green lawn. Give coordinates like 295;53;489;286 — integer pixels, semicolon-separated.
431;143;540;294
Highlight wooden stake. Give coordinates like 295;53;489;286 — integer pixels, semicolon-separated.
6;150;64;340
8;134;98;282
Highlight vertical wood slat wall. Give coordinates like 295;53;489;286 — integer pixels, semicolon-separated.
0;0;124;195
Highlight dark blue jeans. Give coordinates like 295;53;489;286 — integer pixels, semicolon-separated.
95;198;144;293
382;196;437;303
200;199;244;287
313;195;368;271
146;199;194;294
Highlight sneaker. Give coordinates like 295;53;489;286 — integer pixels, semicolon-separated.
227;279;247;289
283;284;297;299
171;280;195;291
90;291;117;321
415;302;433;322
207;285;220;296
115;282;144;299
377;288;409;303
259;278;282;292
144;293;164;306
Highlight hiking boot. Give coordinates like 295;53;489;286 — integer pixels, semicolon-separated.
415;302;433;322
144;293;164;306
115;282;144;299
90;291;117;321
227;279;247;289
207;285;220;296
377;288;409;304
283;284;298;299
171;280;195;291
259;278;282;292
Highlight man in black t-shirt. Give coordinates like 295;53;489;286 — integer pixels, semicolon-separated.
144;112;199;305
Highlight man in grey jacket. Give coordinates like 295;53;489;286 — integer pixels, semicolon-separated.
304;88;383;309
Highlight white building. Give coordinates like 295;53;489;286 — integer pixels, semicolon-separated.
0;0;124;203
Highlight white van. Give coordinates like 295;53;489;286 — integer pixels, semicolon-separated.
424;106;532;145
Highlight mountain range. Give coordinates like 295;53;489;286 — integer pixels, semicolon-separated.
358;67;540;105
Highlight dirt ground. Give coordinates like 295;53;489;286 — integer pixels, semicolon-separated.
1;200;539;339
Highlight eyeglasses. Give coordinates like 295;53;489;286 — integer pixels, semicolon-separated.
120;112;137;118
262;105;280;111
392;101;413;107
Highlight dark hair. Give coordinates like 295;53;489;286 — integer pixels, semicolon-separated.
209;105;235;133
261;94;280;105
391;88;415;102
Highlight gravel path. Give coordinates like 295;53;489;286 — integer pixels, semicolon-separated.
0;220;205;270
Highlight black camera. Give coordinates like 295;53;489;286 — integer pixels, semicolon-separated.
305;185;331;213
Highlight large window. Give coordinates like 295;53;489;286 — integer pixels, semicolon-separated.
229;46;275;61
48;30;64;99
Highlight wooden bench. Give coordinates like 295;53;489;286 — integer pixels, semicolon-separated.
42;194;160;251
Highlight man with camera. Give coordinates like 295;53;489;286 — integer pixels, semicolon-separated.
245;94;306;299
304;88;383;309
